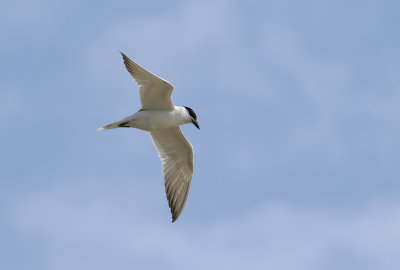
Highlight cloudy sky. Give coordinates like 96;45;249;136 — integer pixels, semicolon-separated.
1;0;400;269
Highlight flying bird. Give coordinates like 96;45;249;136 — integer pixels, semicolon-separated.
98;52;199;222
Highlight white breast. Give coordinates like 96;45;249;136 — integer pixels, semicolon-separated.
129;107;190;131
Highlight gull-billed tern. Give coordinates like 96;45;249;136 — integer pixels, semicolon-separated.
98;52;199;222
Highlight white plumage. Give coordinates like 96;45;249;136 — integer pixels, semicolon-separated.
98;52;199;222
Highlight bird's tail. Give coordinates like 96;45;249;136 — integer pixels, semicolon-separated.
97;120;129;131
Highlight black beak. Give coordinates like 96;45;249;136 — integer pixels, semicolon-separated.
191;118;200;130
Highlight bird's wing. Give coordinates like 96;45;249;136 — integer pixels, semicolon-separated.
150;127;194;222
121;52;175;111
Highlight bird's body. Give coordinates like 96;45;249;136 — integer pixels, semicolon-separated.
101;106;193;131
98;52;199;222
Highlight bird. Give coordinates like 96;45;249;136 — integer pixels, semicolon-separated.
98;52;199;222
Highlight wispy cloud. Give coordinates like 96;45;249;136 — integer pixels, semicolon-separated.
6;178;400;270
2;1;400;269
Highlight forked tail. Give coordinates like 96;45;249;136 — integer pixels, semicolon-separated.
97;120;129;131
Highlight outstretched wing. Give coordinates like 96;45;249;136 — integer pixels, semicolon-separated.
150;127;194;222
121;52;175;111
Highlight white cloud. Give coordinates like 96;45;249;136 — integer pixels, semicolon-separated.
85;2;227;60
7;178;400;270
2;1;400;269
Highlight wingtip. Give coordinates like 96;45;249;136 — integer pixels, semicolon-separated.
171;211;182;223
96;127;105;131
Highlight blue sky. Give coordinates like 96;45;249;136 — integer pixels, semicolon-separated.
1;0;400;269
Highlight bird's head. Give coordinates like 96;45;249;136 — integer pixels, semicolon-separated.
184;107;200;130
